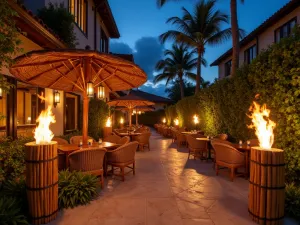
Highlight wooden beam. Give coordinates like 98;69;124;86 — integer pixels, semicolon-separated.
13;59;70;68
26;64;65;82
91;66;113;92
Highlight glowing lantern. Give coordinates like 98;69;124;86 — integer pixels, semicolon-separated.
34;106;56;144
174;118;179;126
248;101;276;149
87;82;94;97
162;118;166;124
193;115;199;125
0;88;2;98
106;116;112;127
97;85;105;99
120;117;124;124
53;90;60;108
138;111;141;115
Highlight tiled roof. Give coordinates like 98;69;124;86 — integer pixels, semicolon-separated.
210;0;300;66
129;90;173;104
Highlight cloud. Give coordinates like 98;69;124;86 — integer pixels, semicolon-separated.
110;37;165;96
110;42;133;54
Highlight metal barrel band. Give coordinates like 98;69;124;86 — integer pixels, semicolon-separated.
250;160;285;167
248;208;284;221
30;209;58;221
26;181;58;191
249;180;285;190
25;156;58;163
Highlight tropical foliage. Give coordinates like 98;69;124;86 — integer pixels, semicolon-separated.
159;0;238;93
154;44;199;99
285;183;300;219
165;27;300;184
58;170;100;209
37;3;77;48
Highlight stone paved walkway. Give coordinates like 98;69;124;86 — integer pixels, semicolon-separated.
50;131;295;225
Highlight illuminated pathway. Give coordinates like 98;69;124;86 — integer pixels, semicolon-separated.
50;130;296;225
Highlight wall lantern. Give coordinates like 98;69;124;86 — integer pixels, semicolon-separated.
97;85;105;99
120;117;124;124
87;82;94;97
162;118;166;124
0;88;2;99
53;90;60;108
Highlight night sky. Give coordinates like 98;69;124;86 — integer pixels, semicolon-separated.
109;0;290;97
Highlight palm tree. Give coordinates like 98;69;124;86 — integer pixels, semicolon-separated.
154;44;203;99
159;0;235;93
231;0;244;76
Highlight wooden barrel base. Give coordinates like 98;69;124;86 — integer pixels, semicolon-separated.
25;141;58;225
248;147;285;225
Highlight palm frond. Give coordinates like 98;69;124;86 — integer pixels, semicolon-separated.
206;28;232;46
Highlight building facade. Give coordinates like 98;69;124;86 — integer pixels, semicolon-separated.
0;0;120;138
210;0;300;79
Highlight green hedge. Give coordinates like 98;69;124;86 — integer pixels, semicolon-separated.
165;105;177;126
165;27;300;183
137;110;165;127
88;98;109;140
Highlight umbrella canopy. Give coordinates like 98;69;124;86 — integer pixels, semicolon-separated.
107;92;154;126
115;106;155;126
9;49;146;92
9;49;147;145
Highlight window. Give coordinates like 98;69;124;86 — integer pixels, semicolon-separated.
100;28;108;53
244;45;257;64
275;17;297;43
65;93;79;132
224;60;232;77
69;0;87;34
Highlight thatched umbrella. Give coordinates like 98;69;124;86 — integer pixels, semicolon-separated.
115;106;155;125
107;92;154;127
9;49;147;145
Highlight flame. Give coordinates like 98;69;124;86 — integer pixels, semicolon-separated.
162;118;166;124
120;117;124;124
174;118;179;126
106;117;112;127
248;101;276;149
34;106;56;144
193;115;199;124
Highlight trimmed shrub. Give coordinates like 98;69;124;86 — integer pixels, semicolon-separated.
285;183;300;219
58;170;100;209
165;105;177;126
0;137;34;182
138;110;165;127
88;98;109;140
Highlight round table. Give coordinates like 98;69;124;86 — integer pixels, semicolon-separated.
58;144;80;167
196;138;213;160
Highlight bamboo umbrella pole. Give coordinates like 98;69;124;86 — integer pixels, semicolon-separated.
82;92;89;145
129;108;132;127
136;111;138;126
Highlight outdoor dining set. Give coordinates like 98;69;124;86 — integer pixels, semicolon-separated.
55;125;151;184
154;124;259;181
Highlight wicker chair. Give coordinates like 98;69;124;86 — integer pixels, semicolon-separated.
186;135;208;160
116;136;130;145
53;137;69;144
132;132;151;151
70;136;95;145
176;131;186;148
106;142;139;181
68;147;107;186
53;137;69;171
211;141;245;181
214;133;228;141
103;134;122;143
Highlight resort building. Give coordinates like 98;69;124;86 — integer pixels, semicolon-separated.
0;0;120;138
210;0;300;79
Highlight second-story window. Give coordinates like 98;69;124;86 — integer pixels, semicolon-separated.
69;0;88;34
100;28;109;53
244;45;257;65
275;17;297;43
225;60;232;77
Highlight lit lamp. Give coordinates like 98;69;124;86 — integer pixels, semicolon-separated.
103;116;112;138
87;82;94;97
162;118;166;124
120;117;124;128
97;85;105;99
174;118;179;126
53;90;60;108
193;114;199;129
0;87;2;98
138;111;141;115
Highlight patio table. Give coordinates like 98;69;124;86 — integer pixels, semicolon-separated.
232;143;251;178
117;132;142;141
58;142;121;167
